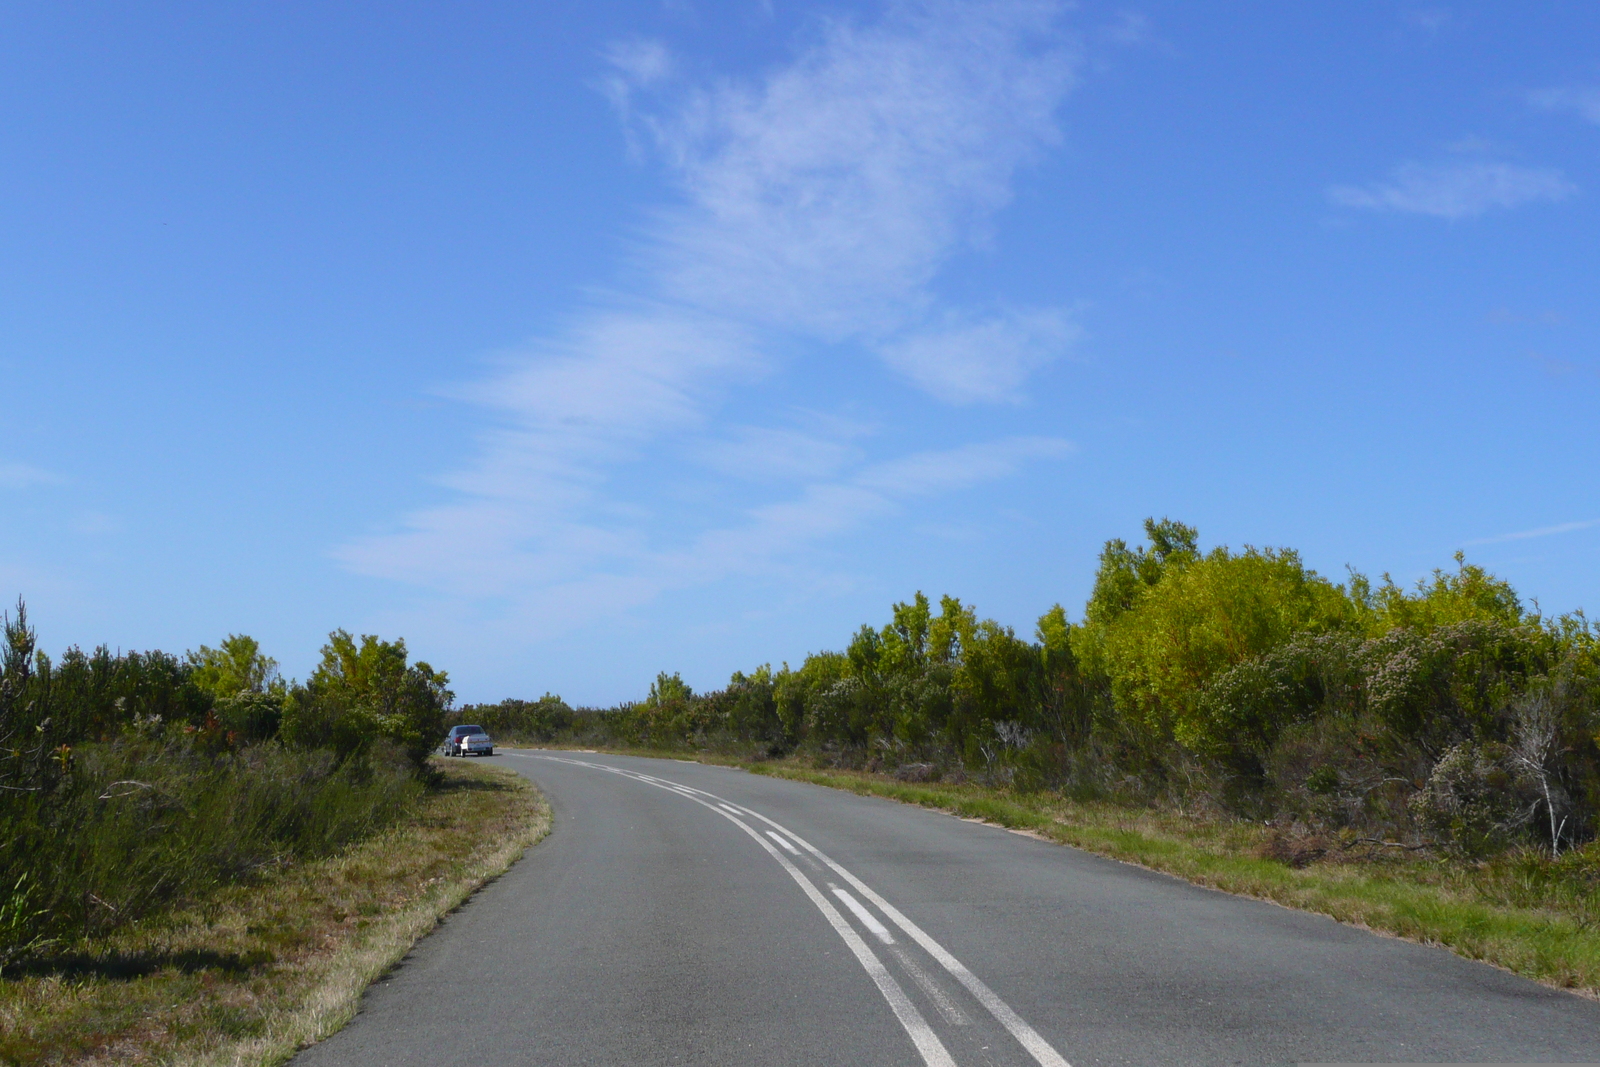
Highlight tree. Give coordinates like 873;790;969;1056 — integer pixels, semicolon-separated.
282;631;452;770
1373;552;1524;633
186;635;282;699
1083;517;1200;630
1034;604;1096;747
1097;542;1357;756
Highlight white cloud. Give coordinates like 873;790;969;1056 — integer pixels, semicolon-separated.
450;307;764;456
1466;518;1600;546
635;0;1077;358
598;38;676;148
1104;11;1153;46
339;1;1079;630
878;308;1079;404
855;436;1073;495
664;436;1074;588
693;425;865;483
1329;161;1575;219
0;461;60;489
605;39;673;88
1402;6;1452;33
1529;86;1600;126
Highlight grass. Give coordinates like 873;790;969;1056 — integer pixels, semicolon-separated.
8;739;426;955
0;758;549;1067
740;762;1600;997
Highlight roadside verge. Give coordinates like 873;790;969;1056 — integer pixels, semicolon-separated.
0;758;549;1067
744;762;1600;999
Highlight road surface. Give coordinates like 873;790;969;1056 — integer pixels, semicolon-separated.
293;750;1600;1066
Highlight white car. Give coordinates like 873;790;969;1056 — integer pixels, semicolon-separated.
443;725;495;757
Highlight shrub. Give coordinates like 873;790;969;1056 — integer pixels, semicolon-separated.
1094;545;1357;756
282;630;452;771
453;694;575;742
0;729;420;956
1412;741;1540;857
0;606;444;963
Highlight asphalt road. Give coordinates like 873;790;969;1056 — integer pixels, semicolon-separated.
293;751;1600;1066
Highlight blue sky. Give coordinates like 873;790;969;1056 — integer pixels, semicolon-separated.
3;1;1597;704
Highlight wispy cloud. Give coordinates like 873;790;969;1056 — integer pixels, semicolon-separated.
630;0;1077;351
854;436;1072;494
340;433;1071;634
1103;11;1153;46
1466;518;1600;546
339;1;1080;630
1524;351;1599;382
0;461;60;490
878;308;1079;404
692;422;868;483
1401;6;1452;33
1329;161;1575;219
1529;86;1600;126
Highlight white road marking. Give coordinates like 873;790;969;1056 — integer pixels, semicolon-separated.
766;830;802;855
890;945;971;1026
534;756;955;1067
524;753;1073;1067
728;802;1073;1067
830;885;895;944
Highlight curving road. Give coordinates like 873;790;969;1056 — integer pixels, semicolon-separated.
293;751;1600;1066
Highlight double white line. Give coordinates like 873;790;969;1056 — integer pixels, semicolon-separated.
522;754;1073;1067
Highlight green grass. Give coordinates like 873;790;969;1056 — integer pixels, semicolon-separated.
4;738;427;959
738;762;1600;997
0;759;549;1066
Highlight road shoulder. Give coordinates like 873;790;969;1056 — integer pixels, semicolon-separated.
0;758;549;1067
741;760;1600;1001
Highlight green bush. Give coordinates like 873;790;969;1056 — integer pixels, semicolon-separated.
1411;741;1540;857
1;728;420;959
0;605;445;965
280;630;451;770
456;519;1598;859
453;694;575;742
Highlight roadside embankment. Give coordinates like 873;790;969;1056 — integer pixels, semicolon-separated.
0;758;548;1067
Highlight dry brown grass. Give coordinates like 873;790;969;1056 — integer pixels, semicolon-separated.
0;758;548;1067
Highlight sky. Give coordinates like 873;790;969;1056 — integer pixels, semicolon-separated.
3;1;1597;705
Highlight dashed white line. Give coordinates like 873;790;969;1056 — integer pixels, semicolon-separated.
766;830;802;855
532;755;955;1067
830;884;895;944
890;945;971;1027
719;795;1074;1067
523;752;1072;1067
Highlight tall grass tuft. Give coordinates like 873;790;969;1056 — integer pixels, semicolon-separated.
1;731;420;962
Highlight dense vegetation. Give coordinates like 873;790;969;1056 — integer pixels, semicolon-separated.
462;519;1600;861
0;605;453;968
